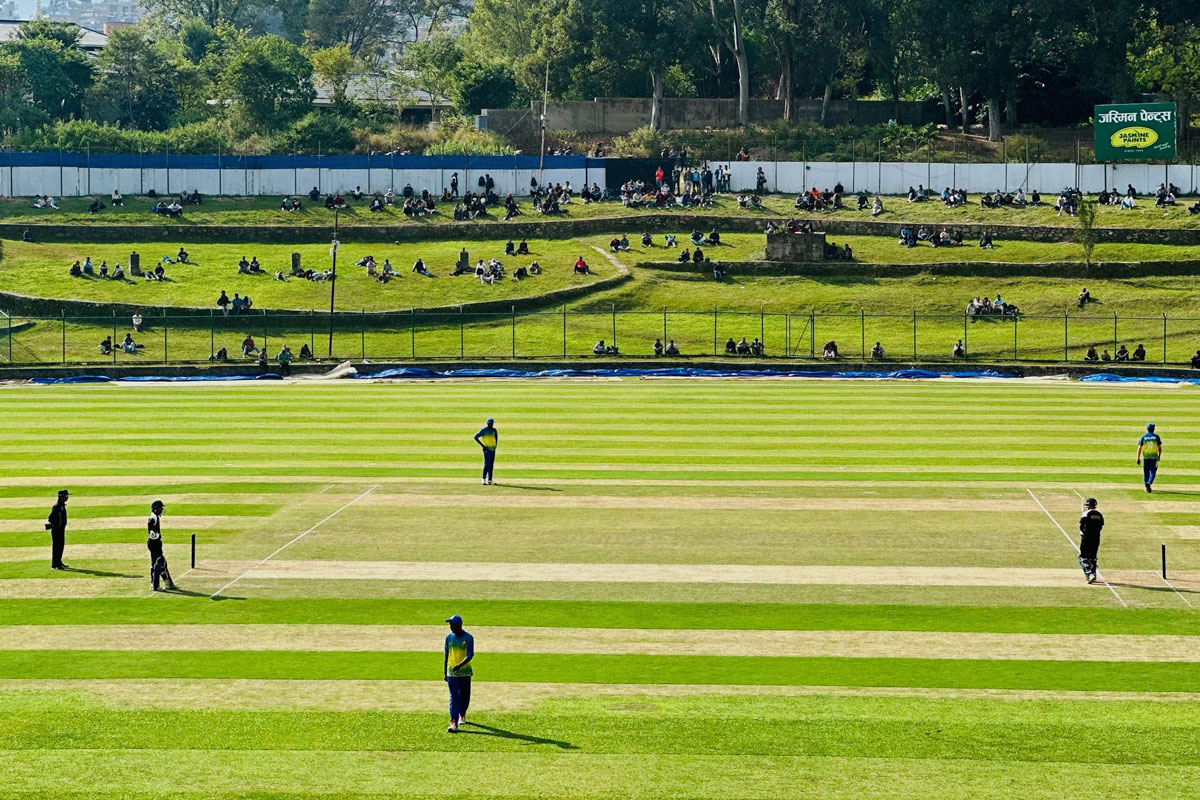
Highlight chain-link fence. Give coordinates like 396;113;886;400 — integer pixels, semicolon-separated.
4;309;1200;367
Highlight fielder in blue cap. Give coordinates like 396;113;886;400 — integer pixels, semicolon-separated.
444;614;474;732
473;418;498;485
1137;423;1163;493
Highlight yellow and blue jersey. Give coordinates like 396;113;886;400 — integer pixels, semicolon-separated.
445;631;474;677
1139;433;1162;459
475;426;498;451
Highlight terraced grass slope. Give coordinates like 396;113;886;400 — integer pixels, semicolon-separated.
2;378;1199;798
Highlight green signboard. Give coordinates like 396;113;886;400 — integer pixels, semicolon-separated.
1094;102;1177;161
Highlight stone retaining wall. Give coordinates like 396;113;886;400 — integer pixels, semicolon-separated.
5;214;1200;245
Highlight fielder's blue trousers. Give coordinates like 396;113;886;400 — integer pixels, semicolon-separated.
482;449;495;481
447;676;471;721
1144;459;1159;485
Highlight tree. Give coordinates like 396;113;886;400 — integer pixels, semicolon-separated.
1133;16;1200;142
394;31;461;107
89;26;181;130
592;0;694;130
2;24;93;120
1075;198;1098;268
448;60;520;114
311;43;356;107
304;0;410;56
141;0;267;29
0;49;48;134
219;35;315;130
697;0;754;125
467;0;538;64
179;19;221;64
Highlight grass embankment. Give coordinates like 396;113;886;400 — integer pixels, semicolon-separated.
5;193;1200;230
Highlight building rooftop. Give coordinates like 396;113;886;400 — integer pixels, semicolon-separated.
0;18;108;49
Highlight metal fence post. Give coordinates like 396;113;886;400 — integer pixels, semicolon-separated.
963;312;968;357
1064;311;1068;361
1163;313;1168;363
912;310;917;360
209;309;214;360
7;311;10;364
611;304;617;349
61;311;65;364
713;308;718;355
1113;311;1118;352
511;306;516;358
785;313;790;357
1013;315;1018;360
760;306;765;349
112;311;117;365
310;310;314;356
164;309;170;363
460;307;465;358
361;309;366;360
410;308;415;358
562;305;567;357
663;306;668;344
810;311;815;358
860;308;865;359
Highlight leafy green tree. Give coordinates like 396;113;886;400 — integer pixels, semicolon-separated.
304;0;406;57
141;0;267;29
179;19;221;64
276;110;356;151
219;35;315;130
448;60;520;114
2;24;93;120
1133;16;1200;140
311;43;356;107
394;31;461;106
88;26;181;130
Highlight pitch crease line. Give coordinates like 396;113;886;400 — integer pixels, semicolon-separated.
1026;488;1126;607
210;485;378;598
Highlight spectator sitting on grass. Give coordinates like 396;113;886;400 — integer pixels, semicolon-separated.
574;256;591;275
299;344;313;360
99;336;112;355
146;264;166;281
1078;287;1092;308
385;188;396;206
83;257;94;275
512;266;528;281
1120;194;1135;210
413;258;432;276
177;247;190;264
258;349;268;369
217;290;231;315
871;341;885;359
517;239;529;255
505;240;516;256
642;232;653;247
1101;348;1112;361
122;333;141;353
132;313;142;332
1189;200;1200;215
692;247;705;263
872;195;884;216
1132;343;1147;361
689;229;705;247
1084;345;1099;362
737;337;751;355
593;339;607;355
1115;344;1130;361
324;194;336;209
952;339;966;358
725;337;737;354
99;261;108;277
242;335;259;357
1191;350;1200;369
665;339;679;356
88;200;105;214
713;262;726;280
111;189;123;206
654;338;664;356
275;270;287;281
751;338;764;356
707;229;721;245
369;195;385;212
979;231;994;249
278;345;293;376
112;263;124;280
822;340;839;359
609;237;626;253
167;200;183;217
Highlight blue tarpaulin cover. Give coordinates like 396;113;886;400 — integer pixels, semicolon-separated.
1079;372;1200;385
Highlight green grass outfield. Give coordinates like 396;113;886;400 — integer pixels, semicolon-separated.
5;192;1200;229
2;378;1200;798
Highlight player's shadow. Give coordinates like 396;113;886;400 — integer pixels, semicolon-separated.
161;586;210;598
459;721;578;749
493;484;562;492
63;566;141;579
1150;490;1200;497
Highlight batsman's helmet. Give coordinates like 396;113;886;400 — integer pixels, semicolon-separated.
151;500;164;512
1084;497;1098;509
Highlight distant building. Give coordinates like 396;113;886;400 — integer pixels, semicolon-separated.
0;1;18;18
46;0;140;30
0;17;108;50
315;73;453;125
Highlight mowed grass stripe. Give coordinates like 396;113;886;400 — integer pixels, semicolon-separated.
5;599;1197;635
5;624;1200;662
6;650;1200;692
3;706;1200;765
5;749;1199;799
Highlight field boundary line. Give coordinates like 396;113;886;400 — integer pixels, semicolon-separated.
210;485;378;598
1026;488;1126;607
1069;489;1192;608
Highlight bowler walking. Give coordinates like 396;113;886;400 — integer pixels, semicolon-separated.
474;418;498;485
444;614;474;733
1137;423;1163;493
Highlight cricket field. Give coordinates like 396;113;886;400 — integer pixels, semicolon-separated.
2;377;1199;798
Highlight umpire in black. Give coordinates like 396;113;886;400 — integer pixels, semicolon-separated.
1079;497;1104;585
46;489;69;570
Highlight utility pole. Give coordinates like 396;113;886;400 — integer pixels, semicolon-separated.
327;209;340;358
538;62;550;190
